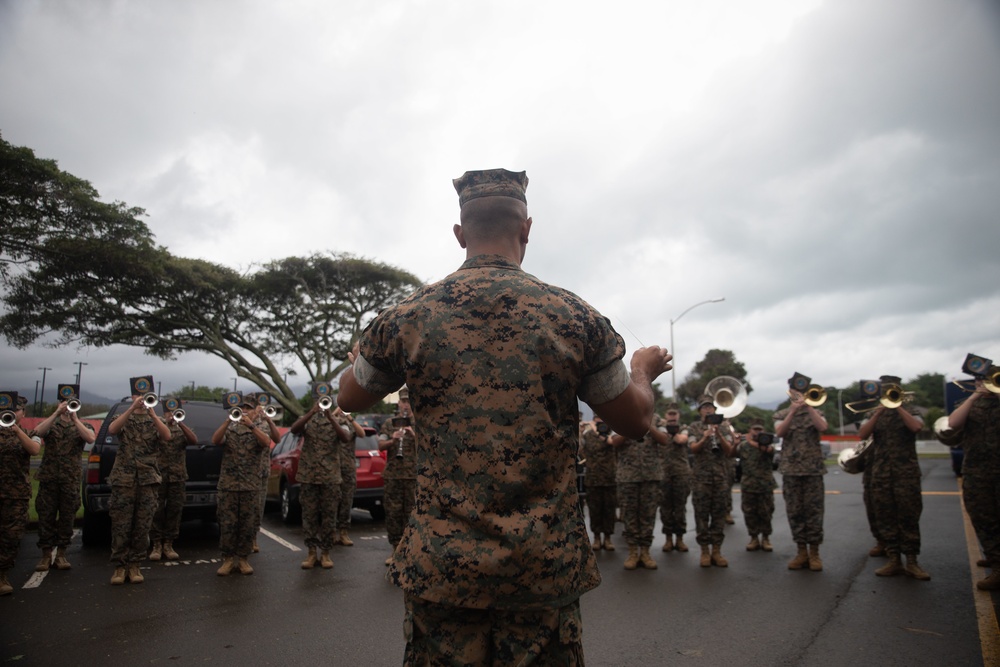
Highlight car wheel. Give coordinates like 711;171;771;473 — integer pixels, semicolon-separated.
280;483;301;524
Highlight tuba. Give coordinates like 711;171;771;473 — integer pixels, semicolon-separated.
704;376;748;419
837;437;872;474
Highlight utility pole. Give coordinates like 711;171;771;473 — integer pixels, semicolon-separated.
38;366;52;416
75;361;88;385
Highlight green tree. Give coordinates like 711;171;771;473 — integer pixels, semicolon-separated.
676;348;754;407
906;372;945;410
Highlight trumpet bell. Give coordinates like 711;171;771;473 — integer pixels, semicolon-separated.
803;385;827;407
264;405;281;419
67;399;82;413
143;392;159;408
318;396;334;411
0;411;16;428
704;376;748;419
880;384;904;409
173;409;186;423
986;370;1000;394
228;407;243;422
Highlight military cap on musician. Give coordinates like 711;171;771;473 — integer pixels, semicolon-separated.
665;402;680;414
16;395;28;409
749;417;765;428
239;395;257;409
788;372;811;392
697;394;715;409
453;168;528;207
879;375;902;385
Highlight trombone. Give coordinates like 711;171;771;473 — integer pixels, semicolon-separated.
845;383;913;414
788;384;827;407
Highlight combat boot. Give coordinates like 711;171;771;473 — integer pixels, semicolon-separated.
35;548;52;572
977;571;1000;591
252;537;259;553
700;545;712;567
217;557;236;576
127;564;144;584
807;544;823;571
761;535;773;552
149;541;163;561
624;546;640;570
904;555;931;581
639;546;658;570
339;530;353;547
162;541;179;560
675;535;689;552
788;544;809;570
602;535;615;551
662;535;674;552
237;557;254;575
869;542;886;558
53;547;72;570
0;571;12;596
711;545;728;567
746;536;760;551
592;534;602;551
875;553;903;577
320;550;334;569
110;566;127;585
724;513;735;525
301;547;318;570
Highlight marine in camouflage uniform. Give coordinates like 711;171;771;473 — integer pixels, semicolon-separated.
211;399;272;576
379;398;418;566
581;418;617;551
861;443;884;557
106;394;172;585
288;404;350;569
857;377;928;579
657;405;691;553
336;412;364;546
0;397;41;596
774;373;829;572
687;396;737;567
613;418;663;570
942;373;1000;590
250;404;281;554
736;419;776;552
149;408;197;561
32;402;96;571
337;169;671;666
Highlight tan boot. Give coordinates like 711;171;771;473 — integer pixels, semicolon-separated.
904;555;930;581
700;545;712;568
217;557;236;576
761;535;773;552
639;546;658;570
602;535;615;551
624;546;640;570
724;514;735;525
301;547;318;570
148;541;162;562
662;535;674;552
592;534;602;551
320;551;334;569
711;545;728;567
53;547;72;570
162;541;179;560
0;571;13;596
384;556;392;566
675;535;689;552
788;544;809;570
977;570;1000;591
35;548;53;572
110;566;127;585
746;536;760;551
127;564;144;584
237;557;254;575
869;542;886;558
807;544;823;571
875;553;903;577
339;530;353;547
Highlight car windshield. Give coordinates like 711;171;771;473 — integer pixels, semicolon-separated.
355;434;380;451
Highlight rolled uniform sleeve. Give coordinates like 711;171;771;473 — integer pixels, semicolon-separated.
353;353;405;397
579;359;630;406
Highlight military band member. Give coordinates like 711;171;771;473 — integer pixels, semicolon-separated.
336;411;365;546
379;390;417;566
106;378;172;585
688;395;737;567
737;418;776;552
250;395;281;554
611;416;664;570
657;403;691;553
0;395;41;596
32;387;96;571
774;373;828;572
581;416;617;551
149;398;197;562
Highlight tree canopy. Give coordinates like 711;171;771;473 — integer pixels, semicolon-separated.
676;348;754;407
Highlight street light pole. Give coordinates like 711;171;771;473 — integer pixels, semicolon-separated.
75;361;88;385
38;366;52;415
669;298;725;400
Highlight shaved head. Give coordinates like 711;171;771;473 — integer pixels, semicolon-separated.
459;196;528;244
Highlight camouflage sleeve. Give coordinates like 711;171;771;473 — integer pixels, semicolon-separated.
578;311;629;405
353;353;405;396
579;360;630;406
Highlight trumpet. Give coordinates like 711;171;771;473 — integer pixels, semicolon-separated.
264;405;282;419
67;399;82;413
228;407;244;422
173;409;186;423
0;411;16;428
142;392;159;408
318;396;334;411
788;384;827;407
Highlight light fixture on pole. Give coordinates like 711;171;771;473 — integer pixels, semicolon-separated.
669;298;725;399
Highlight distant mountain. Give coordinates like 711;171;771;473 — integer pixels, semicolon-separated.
15;387;118;408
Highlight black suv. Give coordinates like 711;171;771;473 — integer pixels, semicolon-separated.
81;399;227;545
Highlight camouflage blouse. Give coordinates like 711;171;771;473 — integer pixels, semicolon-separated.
0;427;34;500
615;430;663;483
380;417;417;480
864;407;921;480
297;412;343;486
686;421;734;483
773;407;826;476
738;439;777;493
354;254;629;610
37;417;93;483
217;423;269;492
108;411;163;486
657;419;691;478
155;421;189;483
580;428;616;487
957;394;1000;477
337;414;358;479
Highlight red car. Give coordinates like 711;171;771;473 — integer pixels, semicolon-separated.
266;425;386;522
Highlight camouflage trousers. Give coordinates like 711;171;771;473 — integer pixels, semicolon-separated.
301;482;342;551
618;480;659;547
218;490;258;558
385;478;417;547
870;473;922;555
585;485;617;536
150;480;185;542
740;490;775;537
338;472;357;531
962;473;1000;564
863;468;880;543
692;478;728;546
35;477;80;549
782;475;825;545
659;472;691;536
0;498;29;571
403;594;584;667
109;483;159;565
253;476;267;536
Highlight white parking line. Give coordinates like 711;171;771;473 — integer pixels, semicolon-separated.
259;527;301;552
23;529;80;589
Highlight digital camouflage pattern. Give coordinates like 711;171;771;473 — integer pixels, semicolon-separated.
217;423;269;492
614;430;662;484
775;406;826;545
337;415;358;531
108;412;162;566
354;253;629;610
36;418;93;482
108;412;163;487
657;418;691;537
581;427;617;536
0;427;33;571
299;412;344;550
687;420;735;547
35;419;90;548
151;421;189;543
773;407;827;477
953;394;1000;563
865;408;923;555
738;438;777;537
155;421;189;482
381;418;417;481
616;429;661;547
381;417;419;546
217;422;269;558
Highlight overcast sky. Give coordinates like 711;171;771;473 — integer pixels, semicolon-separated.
1;0;998;409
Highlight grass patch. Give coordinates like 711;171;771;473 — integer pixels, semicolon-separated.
28;478;85;524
